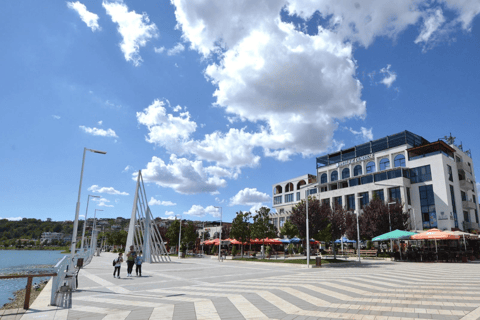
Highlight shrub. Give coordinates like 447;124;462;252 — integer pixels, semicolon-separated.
211;246;217;255
287;244;294;255
231;246;238;256
298;246;304;254
265;246;272;256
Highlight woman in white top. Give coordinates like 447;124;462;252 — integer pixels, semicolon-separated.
113;252;123;278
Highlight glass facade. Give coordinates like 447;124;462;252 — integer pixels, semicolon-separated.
394;154;405;167
419;185;437;228
389;187;401;202
379;158;390;171
285;193;294;203
346;194;355;210
331;171;338;182
354;165;362;176
274;196;282;205
359;192;369;209
450;185;459;228
342;168;350;179
366;161;376;173
334;196;342;206
410;165;432;184
321;173;327;184
373;189;384;202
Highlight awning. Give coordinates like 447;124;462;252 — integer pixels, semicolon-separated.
372;230;417;241
411;228;460;240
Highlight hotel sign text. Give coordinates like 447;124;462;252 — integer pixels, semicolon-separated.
336;154;373;168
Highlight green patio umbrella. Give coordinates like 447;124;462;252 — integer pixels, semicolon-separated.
372;230;417;261
372;229;417;241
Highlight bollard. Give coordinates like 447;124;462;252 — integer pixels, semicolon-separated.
315;256;321;267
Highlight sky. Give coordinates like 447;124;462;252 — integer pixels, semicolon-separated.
1;0;480;223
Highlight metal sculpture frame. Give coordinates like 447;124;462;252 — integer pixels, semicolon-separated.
126;171;171;263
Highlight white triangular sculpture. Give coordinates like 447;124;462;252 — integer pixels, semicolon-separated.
126;171;171;263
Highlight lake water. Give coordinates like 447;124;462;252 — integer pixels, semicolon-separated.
0;250;65;307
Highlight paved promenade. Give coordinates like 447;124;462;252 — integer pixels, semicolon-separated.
10;253;480;320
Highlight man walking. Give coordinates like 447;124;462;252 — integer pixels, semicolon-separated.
126;245;137;277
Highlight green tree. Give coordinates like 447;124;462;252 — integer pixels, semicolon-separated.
166;219;181;252
182;221;197;249
289;197;329;249
230;211;251;257
280;220;298;238
251;207;277;258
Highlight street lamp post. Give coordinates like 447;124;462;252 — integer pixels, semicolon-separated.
305;190;310;268
81;195;100;250
70;148;106;270
176;215;182;258
387;202;396;252
356;195;364;263
92;209;103;255
215;207;222;262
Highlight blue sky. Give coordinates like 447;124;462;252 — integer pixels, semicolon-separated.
1;0;480;223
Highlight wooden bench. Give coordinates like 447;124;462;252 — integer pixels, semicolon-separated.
359;249;377;257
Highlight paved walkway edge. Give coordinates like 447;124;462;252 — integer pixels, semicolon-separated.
20;277;63;320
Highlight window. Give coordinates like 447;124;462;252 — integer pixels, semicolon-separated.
379;158;390;171
475;210;479;224
461;191;467;201
387;169;402;179
374;172;387;182
373;189;384;202
361;175;373;184
279;209;285;214
450;185;459;228
285;183;294;192
366;161;376;173
448;165;453;182
322;198;330;206
410;165;432;184
285;193;294;203
389;187;401;203
349;178;360;187
274;185;282;194
394;154;406;167
342;168;350;179
419;185;437;229
320;173;327;184
309;188;317;195
354;165;362;176
320;186;327;192
331;171;338;182
274;196;282;205
463;211;470;223
473;195;476;204
296;192;300;201
279;217;285;228
406;187;411;205
271;218;278;227
346;194;355;210
334;196;342;206
359;192;369;209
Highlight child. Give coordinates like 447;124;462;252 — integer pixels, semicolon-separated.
114;253;123;278
135;251;144;276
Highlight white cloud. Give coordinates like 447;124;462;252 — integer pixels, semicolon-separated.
123;165;133;173
103;1;158;66
173;105;182;112
0;217;22;221
167;43;185;56
138;155;229;194
67;1;100;32
346;127;373;141
148;197;176;206
215;197;225;204
136;99;197;150
183;205;220;217
165;211;175;216
88;185;129;196
98;120;103;125
154;46;165;53
379;65;397;88
52;115;61;120
98;202;114;207
91;197;114;207
79;126;118;138
229;188;270;206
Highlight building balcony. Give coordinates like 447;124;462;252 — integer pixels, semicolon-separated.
463;221;480;231
459;179;474;191
457;161;472;174
462;200;477;210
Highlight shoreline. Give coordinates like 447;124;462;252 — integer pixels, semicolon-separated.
0;281;47;310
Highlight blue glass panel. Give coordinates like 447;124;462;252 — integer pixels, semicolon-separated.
374;172;387;182
349;178;359;187
388;132;406;148
394;154;406;167
353;165;362;176
342;149;355;161
320;173;327;184
355;142;371;157
331;171;338;182
366;161;376;173
379;158;390;171
361;175;373;184
387;169;402;179
342;168;350;179
372;137;388;153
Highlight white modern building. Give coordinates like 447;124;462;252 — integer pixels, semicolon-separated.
271;131;479;233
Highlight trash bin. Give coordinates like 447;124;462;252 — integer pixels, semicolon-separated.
315;256;321;267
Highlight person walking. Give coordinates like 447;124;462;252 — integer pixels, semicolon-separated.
126;245;137;277
113;252;123;278
135;251;144;276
